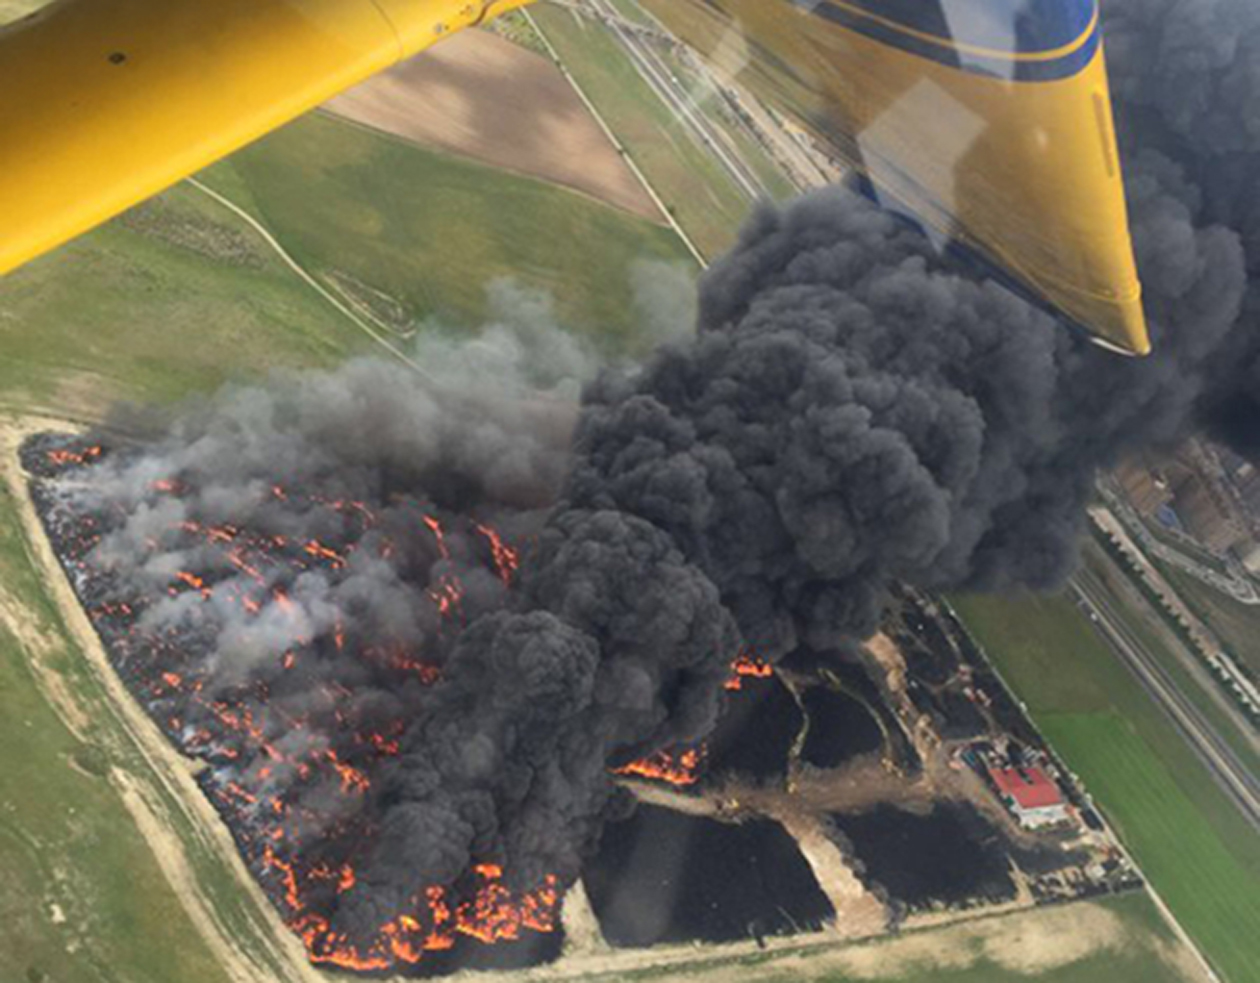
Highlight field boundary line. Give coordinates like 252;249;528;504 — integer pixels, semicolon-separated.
523;7;709;268
1;413;321;983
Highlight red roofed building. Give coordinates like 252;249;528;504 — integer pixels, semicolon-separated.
988;766;1070;829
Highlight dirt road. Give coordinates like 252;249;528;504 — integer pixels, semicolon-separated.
1;415;327;983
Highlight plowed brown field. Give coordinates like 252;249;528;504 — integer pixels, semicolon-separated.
324;29;661;222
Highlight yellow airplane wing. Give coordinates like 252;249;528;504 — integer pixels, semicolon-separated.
0;0;1148;355
0;0;527;278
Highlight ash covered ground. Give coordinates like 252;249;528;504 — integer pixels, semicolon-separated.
24;429;565;975
25;428;1140;963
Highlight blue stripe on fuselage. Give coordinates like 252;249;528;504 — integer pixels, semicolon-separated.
800;0;1100;82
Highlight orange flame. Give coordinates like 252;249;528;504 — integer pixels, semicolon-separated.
289;866;560;970
725;651;773;690
428;575;464;619
303;539;345;568
47;444;103;467
475;523;520;586
614;746;706;786
422;515;451;560
174;570;211;600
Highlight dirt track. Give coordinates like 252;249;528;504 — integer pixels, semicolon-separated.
1;415;328;983
324;29;663;222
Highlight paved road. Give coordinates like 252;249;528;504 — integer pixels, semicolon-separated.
1072;570;1260;830
1099;484;1259;605
584;0;771;202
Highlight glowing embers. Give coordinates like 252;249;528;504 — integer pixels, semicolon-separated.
724;649;773;690
613;746;707;787
280;861;562;972
613;653;798;789
26;433;558;976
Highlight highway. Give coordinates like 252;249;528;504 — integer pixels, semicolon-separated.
1071;570;1260;830
582;0;773;202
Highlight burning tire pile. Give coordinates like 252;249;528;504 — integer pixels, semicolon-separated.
25;431;564;975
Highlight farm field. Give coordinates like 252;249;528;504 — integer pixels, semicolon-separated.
324;27;661;221
0;110;693;421
0;183;360;416
199;111;693;354
952;590;1260;983
529;3;753;257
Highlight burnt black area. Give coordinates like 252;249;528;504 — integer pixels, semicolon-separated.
913;598;1043;747
806;653;921;776
26;433;563;978
584;804;833;946
907;602;961;668
898;641;956;687
830;803;1016;908
799;685;883;769
886;594;963;687
706;673;803;782
931;687;989;740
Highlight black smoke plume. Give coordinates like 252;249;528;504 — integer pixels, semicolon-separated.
37;0;1260;967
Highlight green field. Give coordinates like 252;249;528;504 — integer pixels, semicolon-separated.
0;480;238;983
0;183;360;414
200;111;693;354
0;112;692;419
952;590;1260;983
1079;542;1259;773
530;3;753;257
